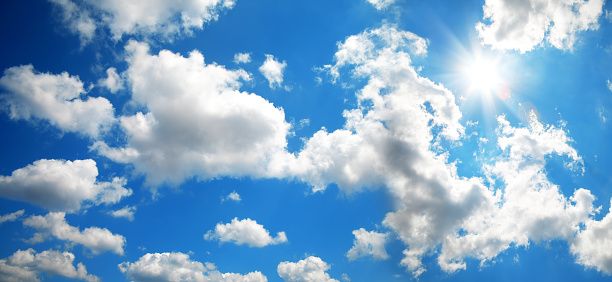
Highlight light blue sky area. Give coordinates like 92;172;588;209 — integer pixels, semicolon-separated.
1;0;612;281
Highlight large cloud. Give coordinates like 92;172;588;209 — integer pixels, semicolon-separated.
0;248;99;282
279;24;612;277
277;256;339;282
570;197;612;274
477;0;605;52
49;0;235;43
119;252;267;282
23;212;126;255
204;217;288;247
93;41;291;186
0;159;131;213
0;65;115;138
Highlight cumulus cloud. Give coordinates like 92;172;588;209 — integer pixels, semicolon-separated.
0;65;115;138
366;0;396;10
277;256;339;282
98;67;124;93
222;191;241;203
204;217;287;247
259;54;287;89
23;212;126;255
477;0;605;52
0;210;24;225
49;0;235;43
233;52;252;64
346;228;389;261
0;248;99;282
0;159;131;213
108;206;136;221
570;197;612;274
119;252;267;282
608;79;612;92
92;41;291;186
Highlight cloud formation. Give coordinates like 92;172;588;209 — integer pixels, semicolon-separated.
346;228;389;261
259;54;287;89
233;52;252;64
0;65;115;138
23;212;126;255
108;206;136;221
119;252;267;282
98;67;124;93
49;0;236;43
277;256;339;282
0;210;24;225
0;248;99;282
93;41;291;186
204;217;288;247
366;0;396;10
0;159;131;213
477;0;605;52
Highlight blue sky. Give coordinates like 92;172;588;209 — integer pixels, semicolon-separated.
1;0;612;281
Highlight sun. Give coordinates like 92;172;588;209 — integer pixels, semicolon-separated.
463;57;501;94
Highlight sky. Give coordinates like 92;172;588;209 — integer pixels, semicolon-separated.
1;0;612;281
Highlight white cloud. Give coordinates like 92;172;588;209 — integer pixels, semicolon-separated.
0;159;131;213
0;248;99;282
0;65;115;138
259;54;287;89
49;0;97;46
119;252;267;282
0;210;24;225
23;212;126;255
571;197;612;274
204;217;287;247
233;53;252;64
346;228;389;261
49;0;235;43
477;0;605;52
277;256;339;282
366;0;396;10
92;41;291;186
223;191;241;203
607;79;612;92
98;67;124;93
108;206;136;221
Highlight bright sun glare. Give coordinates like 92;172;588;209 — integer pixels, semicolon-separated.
464;58;501;94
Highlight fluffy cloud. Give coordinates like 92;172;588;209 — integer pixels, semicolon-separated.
23;212;126;255
50;0;235;43
477;0;605;52
0;65;115;138
98;67;124;93
259;54;287;89
119;252;267;282
570;198;612;274
49;0;97;45
223;191;241;203
366;0;396;10
204;217;287;247
108;206;136;221
346;228;389;261
0;210;24;225
0;159;131;213
0;248;99;282
277;256;339;282
233;52;252;64
92;41;291;186
608;79;612;92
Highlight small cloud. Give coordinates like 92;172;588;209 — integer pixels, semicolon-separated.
366;0;396;10
259;54;287;89
0;209;24;224
98;67;124;93
222;191;241;203
108;206;137;221
607;79;612;92
233;52;252;64
204;217;287;247
341;273;351;281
